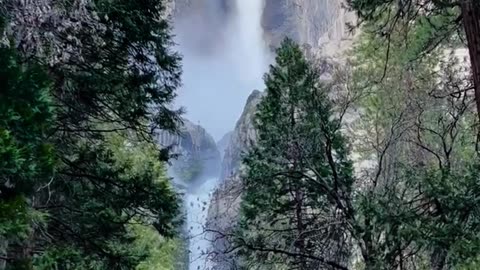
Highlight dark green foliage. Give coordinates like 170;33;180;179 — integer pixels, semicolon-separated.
0;0;183;268
351;162;480;269
42;0;182;137
412;166;480;266
0;44;55;199
41;136;180;268
0;43;55;262
237;38;353;270
28;132;181;270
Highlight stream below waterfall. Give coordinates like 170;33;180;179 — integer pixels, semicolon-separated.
185;177;219;270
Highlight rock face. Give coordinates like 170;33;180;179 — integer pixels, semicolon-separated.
156;119;221;185
216;131;233;160
219;90;263;182
262;0;356;58
207;90;263;269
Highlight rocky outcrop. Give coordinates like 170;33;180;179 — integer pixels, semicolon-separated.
206;90;263;269
156;119;220;185
216;131;233;160
219;90;262;182
262;0;356;58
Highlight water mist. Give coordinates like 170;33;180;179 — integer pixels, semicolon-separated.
175;0;270;140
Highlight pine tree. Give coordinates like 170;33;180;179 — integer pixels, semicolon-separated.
236;38;353;270
1;1;183;268
0;42;55;268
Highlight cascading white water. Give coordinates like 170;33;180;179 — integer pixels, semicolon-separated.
228;0;270;89
178;1;270;269
185;178;218;270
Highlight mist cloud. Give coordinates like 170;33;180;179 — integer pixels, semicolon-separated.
173;0;271;140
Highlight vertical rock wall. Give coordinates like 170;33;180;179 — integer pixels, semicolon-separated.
262;0;356;57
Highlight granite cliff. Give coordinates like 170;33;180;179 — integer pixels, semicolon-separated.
207;90;263;269
262;0;355;55
156;119;221;186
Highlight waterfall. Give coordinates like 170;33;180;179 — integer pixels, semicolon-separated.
185;177;218;270
174;0;270;269
229;0;270;87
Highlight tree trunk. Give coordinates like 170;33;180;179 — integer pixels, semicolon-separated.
430;247;447;270
294;187;307;269
0;238;6;270
460;0;480;122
